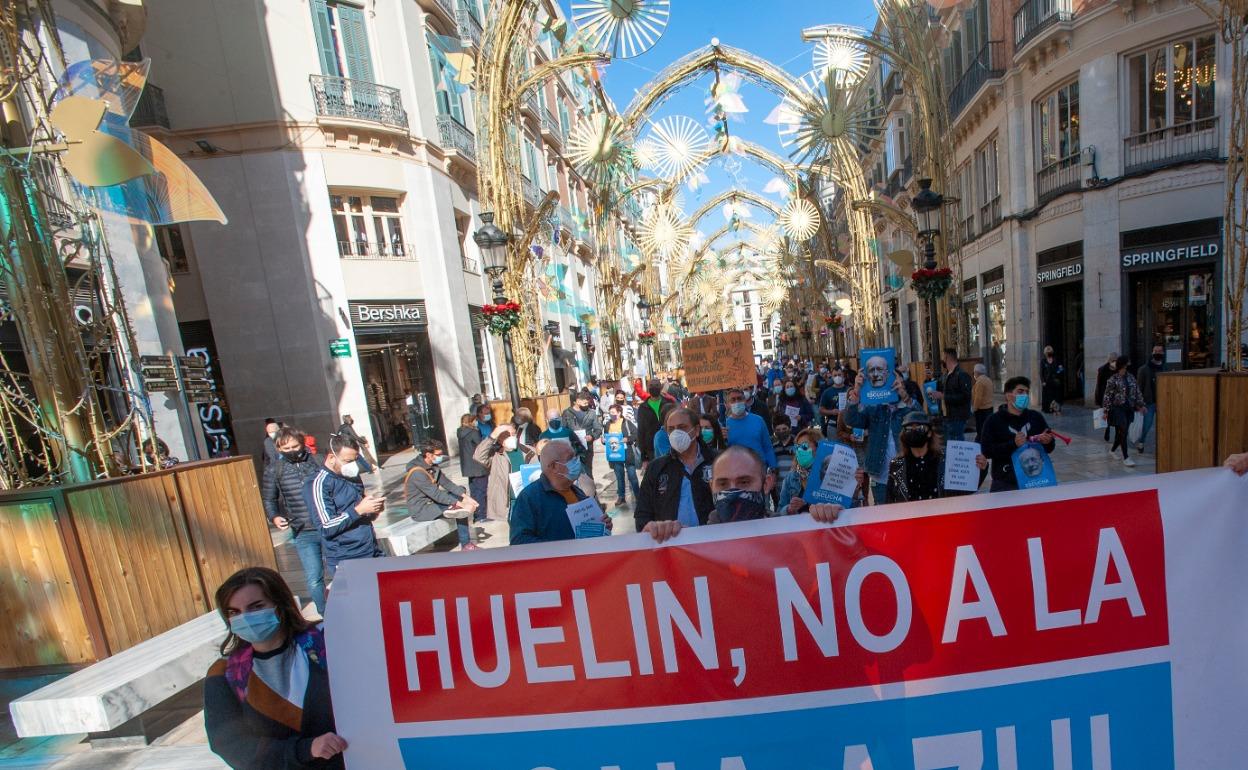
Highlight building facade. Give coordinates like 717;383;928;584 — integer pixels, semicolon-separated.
856;0;1239;401
140;0;635;460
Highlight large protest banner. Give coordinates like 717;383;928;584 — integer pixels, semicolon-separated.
326;468;1248;769
680;331;756;393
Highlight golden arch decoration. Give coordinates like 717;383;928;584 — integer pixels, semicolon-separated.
620;43;814;136
688;189;783;229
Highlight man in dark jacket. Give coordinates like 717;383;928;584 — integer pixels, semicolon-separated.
979;376;1057;492
336;414;376;468
456;414;489;519
635;408;717;535
262;418;279;467
1135;344;1164;451
405;439;472;524
930;347;973;441
303;434;384;575
1093;353;1117;442
261;427;327;614
636;379;666;467
562;391;603;473
510;441;609;544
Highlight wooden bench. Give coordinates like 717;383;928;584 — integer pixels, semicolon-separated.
9;612;225;739
378;516;456;556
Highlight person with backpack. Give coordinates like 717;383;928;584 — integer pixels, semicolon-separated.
404;439;479;548
205;567;344;769
260;427;327;616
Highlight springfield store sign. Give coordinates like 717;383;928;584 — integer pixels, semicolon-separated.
1121;238;1220;271
350;300;427;327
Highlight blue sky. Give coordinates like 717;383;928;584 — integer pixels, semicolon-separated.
558;0;878;250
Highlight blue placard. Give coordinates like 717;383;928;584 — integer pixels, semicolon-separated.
802;440;859;508
859;347;899;405
1012;442;1057;489
518;462;542;488
923;379;941;415
604;432;627;462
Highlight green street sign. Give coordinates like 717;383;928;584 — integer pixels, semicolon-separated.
329;338;352;358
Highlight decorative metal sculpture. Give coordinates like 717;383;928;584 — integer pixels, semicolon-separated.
639;202;692;260
641;115;711;182
571;0;671;59
812;28;871;86
568;111;633;187
779;196;821;241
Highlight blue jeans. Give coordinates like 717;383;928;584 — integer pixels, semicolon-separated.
292;529;326;615
456;518;471;546
610;460;640;501
872;481;887;506
944;418;966;443
1139;403;1157;445
469;476;489;523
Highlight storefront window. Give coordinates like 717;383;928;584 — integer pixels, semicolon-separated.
1132;270;1216;370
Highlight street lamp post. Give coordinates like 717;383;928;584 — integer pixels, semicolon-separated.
912;179;945;377
473;212;521;414
637;295;656;377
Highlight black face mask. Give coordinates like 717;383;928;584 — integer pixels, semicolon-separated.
280;448;307;462
713;489;768;523
1152;355;1163;363
900;429;929;448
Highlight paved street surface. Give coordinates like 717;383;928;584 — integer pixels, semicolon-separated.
0;399;1156;768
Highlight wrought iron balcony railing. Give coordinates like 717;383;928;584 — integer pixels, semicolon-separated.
979;195;1002;234
1123;116;1220;175
435;114;477;163
131;83;170;129
310;74;408;128
949;41;1004;120
1014;0;1073;49
541;109;562;142
338;240;413;260
456;2;483;47
1035;153;1082;206
521;177;541;207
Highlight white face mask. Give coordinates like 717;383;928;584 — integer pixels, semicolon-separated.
668;428;694;454
503;437;518;451
338;458;360;478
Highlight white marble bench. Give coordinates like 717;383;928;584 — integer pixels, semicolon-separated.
378;516;456;556
9;611;226;738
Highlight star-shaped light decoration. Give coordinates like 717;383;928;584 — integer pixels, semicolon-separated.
568;112;633;187
776;67;882;169
639;203;692;260
812;27;870;88
779;197;821;241
642;115;711;182
571;0;671;59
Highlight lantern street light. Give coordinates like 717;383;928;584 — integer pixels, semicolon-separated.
473;212;520;413
911;179;945;375
636;294;657;376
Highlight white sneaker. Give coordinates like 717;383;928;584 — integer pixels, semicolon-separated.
1108;449;1119;459
1123;457;1137;467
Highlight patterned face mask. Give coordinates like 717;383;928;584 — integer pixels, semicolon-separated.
713;489;768;523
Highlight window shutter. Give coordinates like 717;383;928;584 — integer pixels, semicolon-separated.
964;10;979;63
310;0;340;76
337;4;375;83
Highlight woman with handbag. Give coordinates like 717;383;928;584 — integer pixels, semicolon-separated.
604;402;641;507
1102;355;1146;468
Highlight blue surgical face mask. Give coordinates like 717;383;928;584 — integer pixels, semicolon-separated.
562;457;583;481
730;402;748;417
785;386;797;397
1013;393;1030;410
229;607;281;645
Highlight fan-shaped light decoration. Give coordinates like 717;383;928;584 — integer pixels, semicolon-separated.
633;139;659;170
813;29;870;87
569;112;631;186
639;204;692;260
643;116;711;182
571;0;670;59
779;197;821;241
761;282;790;312
777;68;882;167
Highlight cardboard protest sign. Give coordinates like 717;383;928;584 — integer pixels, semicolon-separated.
681;331;756;393
1013;441;1058;489
859;347;899;405
943;439;982;492
802;440;859;507
327;469;1248;770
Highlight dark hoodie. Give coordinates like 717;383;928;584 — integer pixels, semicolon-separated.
978;404;1054;489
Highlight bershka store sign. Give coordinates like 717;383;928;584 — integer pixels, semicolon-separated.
1121;237;1220;271
350;300;427;327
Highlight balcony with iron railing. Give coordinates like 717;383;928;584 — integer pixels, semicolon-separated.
1035;153;1082;206
960;213;977;244
455;2;483;47
435;114;477;163
462;254;480;273
521;177;541;207
130;83;169;129
338;240;413;260
1014;0;1073;50
521;91;541;117
310;74;408;129
541;108;563;143
558;205;575;233
1123;116;1220;175
949;41;1004;120
979;195;1002;234
884;168;905;199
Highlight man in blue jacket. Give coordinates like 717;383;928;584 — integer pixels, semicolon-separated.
510;441;610;544
845;369;921;505
303;434;384;576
